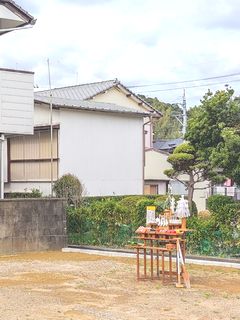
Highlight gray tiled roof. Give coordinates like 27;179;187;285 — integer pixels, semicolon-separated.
36;79;120;100
153;138;184;150
36;79;161;116
34;94;150;117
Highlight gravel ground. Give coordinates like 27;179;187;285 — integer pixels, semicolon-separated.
0;251;239;320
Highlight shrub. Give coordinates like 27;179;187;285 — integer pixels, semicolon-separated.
198;210;211;219
191;200;198;215
5;188;42;198
187;195;240;256
118;196;143;225
96;199;131;245
207;194;234;213
187;216;218;255
207;195;239;235
66;194;199;249
53;173;85;206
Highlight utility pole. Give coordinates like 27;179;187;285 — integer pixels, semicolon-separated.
47;59;54;197
182;89;187;136
172;89;187;137
0;134;5;199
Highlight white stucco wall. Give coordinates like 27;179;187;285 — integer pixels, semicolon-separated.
144;149;172;180
93;87;153;148
144;123;152;149
145;180;167;194
34;103;60;126
59;109;144;196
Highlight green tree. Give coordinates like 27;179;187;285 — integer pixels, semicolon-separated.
139;95;182;139
210;127;240;184
164;142;211;210
185;88;240;185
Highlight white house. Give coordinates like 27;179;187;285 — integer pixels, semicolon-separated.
0;1;35;199
4;79;160;196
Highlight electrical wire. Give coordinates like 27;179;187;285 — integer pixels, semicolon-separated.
136;78;240;93
128;72;240;88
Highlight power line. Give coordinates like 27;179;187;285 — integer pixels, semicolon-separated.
136;78;240;93
128;72;240;88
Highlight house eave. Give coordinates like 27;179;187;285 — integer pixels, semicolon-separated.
34;99;150;118
0;0;36;35
116;82;162;117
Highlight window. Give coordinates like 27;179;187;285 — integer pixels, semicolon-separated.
144;184;158;195
9;128;59;182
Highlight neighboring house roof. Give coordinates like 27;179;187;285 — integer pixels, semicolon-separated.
34;94;150;117
0;0;36;35
153;138;183;152
145;147;170;156
36;79;162;117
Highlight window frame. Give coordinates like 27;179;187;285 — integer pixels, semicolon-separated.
8;125;59;182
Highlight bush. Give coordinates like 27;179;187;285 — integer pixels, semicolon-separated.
207;194;239;229
207;194;234;213
67;194;197;248
186;195;240;257
187;216;219;255
53;174;85;206
5;188;42;198
67;198;133;247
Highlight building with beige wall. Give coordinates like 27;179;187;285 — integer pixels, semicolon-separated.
144;148;209;211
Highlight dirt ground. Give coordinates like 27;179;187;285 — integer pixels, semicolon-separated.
0;251;239;320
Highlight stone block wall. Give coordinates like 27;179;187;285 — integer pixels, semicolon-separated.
0;199;67;254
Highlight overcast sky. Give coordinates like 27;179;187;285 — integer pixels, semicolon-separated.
1;0;240;107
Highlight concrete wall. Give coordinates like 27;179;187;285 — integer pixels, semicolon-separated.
0;198;67;254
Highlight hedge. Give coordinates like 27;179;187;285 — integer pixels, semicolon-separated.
67;194;194;248
67;194;240;257
186;195;240;257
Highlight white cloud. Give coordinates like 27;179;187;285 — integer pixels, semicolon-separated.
1;0;240;106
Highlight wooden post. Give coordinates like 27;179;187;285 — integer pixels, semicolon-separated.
144;248;147;278
150;248;154;280
137;248;140;280
162;251;165;284
169;251;172;282
181;217;187;229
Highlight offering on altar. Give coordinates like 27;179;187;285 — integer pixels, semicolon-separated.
146;206;156;226
175;195;191;229
175;195;190;218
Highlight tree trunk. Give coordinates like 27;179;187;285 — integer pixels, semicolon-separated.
187;174;195;214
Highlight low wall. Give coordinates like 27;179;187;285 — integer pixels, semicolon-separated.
0;198;67;254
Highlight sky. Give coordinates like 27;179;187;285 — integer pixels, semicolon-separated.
1;0;240;107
